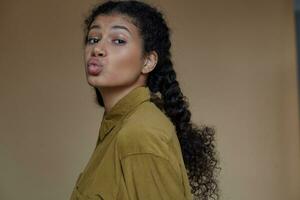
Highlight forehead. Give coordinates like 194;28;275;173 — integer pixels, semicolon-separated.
89;14;138;33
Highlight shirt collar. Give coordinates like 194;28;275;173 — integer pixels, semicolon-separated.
97;86;151;143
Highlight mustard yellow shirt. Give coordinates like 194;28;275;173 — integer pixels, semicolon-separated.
70;86;193;200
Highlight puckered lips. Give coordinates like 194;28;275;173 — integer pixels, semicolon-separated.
87;58;103;76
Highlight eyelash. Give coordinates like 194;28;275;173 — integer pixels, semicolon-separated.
86;37;126;45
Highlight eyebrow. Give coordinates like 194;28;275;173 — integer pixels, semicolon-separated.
88;24;132;35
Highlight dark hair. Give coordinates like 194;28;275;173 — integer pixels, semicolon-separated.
83;0;220;199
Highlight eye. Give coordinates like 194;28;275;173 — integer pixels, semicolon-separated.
113;39;126;45
86;37;100;45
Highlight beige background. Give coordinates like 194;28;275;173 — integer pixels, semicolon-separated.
0;0;299;199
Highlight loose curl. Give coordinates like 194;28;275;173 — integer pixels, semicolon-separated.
82;1;220;199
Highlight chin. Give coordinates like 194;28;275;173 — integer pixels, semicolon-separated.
86;76;112;89
86;76;100;87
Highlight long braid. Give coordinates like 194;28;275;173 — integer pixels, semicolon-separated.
148;52;219;200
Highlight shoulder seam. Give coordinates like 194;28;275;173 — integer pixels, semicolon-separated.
119;152;184;187
120;152;170;162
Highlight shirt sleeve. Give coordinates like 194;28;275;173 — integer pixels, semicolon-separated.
120;153;189;200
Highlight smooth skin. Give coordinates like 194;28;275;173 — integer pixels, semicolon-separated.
84;13;158;113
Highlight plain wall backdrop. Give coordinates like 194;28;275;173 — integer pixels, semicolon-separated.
0;0;299;200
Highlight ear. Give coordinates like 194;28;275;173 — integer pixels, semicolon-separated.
142;51;158;74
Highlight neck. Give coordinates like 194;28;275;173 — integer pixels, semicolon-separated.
98;84;146;113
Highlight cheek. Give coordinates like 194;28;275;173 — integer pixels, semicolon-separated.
84;48;90;62
109;46;143;76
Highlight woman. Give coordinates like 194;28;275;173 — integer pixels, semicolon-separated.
70;0;219;199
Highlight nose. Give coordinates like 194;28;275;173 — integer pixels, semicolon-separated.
92;43;106;57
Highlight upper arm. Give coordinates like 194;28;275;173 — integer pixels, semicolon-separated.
120;153;188;200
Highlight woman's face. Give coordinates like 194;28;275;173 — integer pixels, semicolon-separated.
84;14;146;90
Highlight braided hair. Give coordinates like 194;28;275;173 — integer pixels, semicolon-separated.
83;1;220;199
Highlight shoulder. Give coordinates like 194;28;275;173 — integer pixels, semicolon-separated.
116;101;176;160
